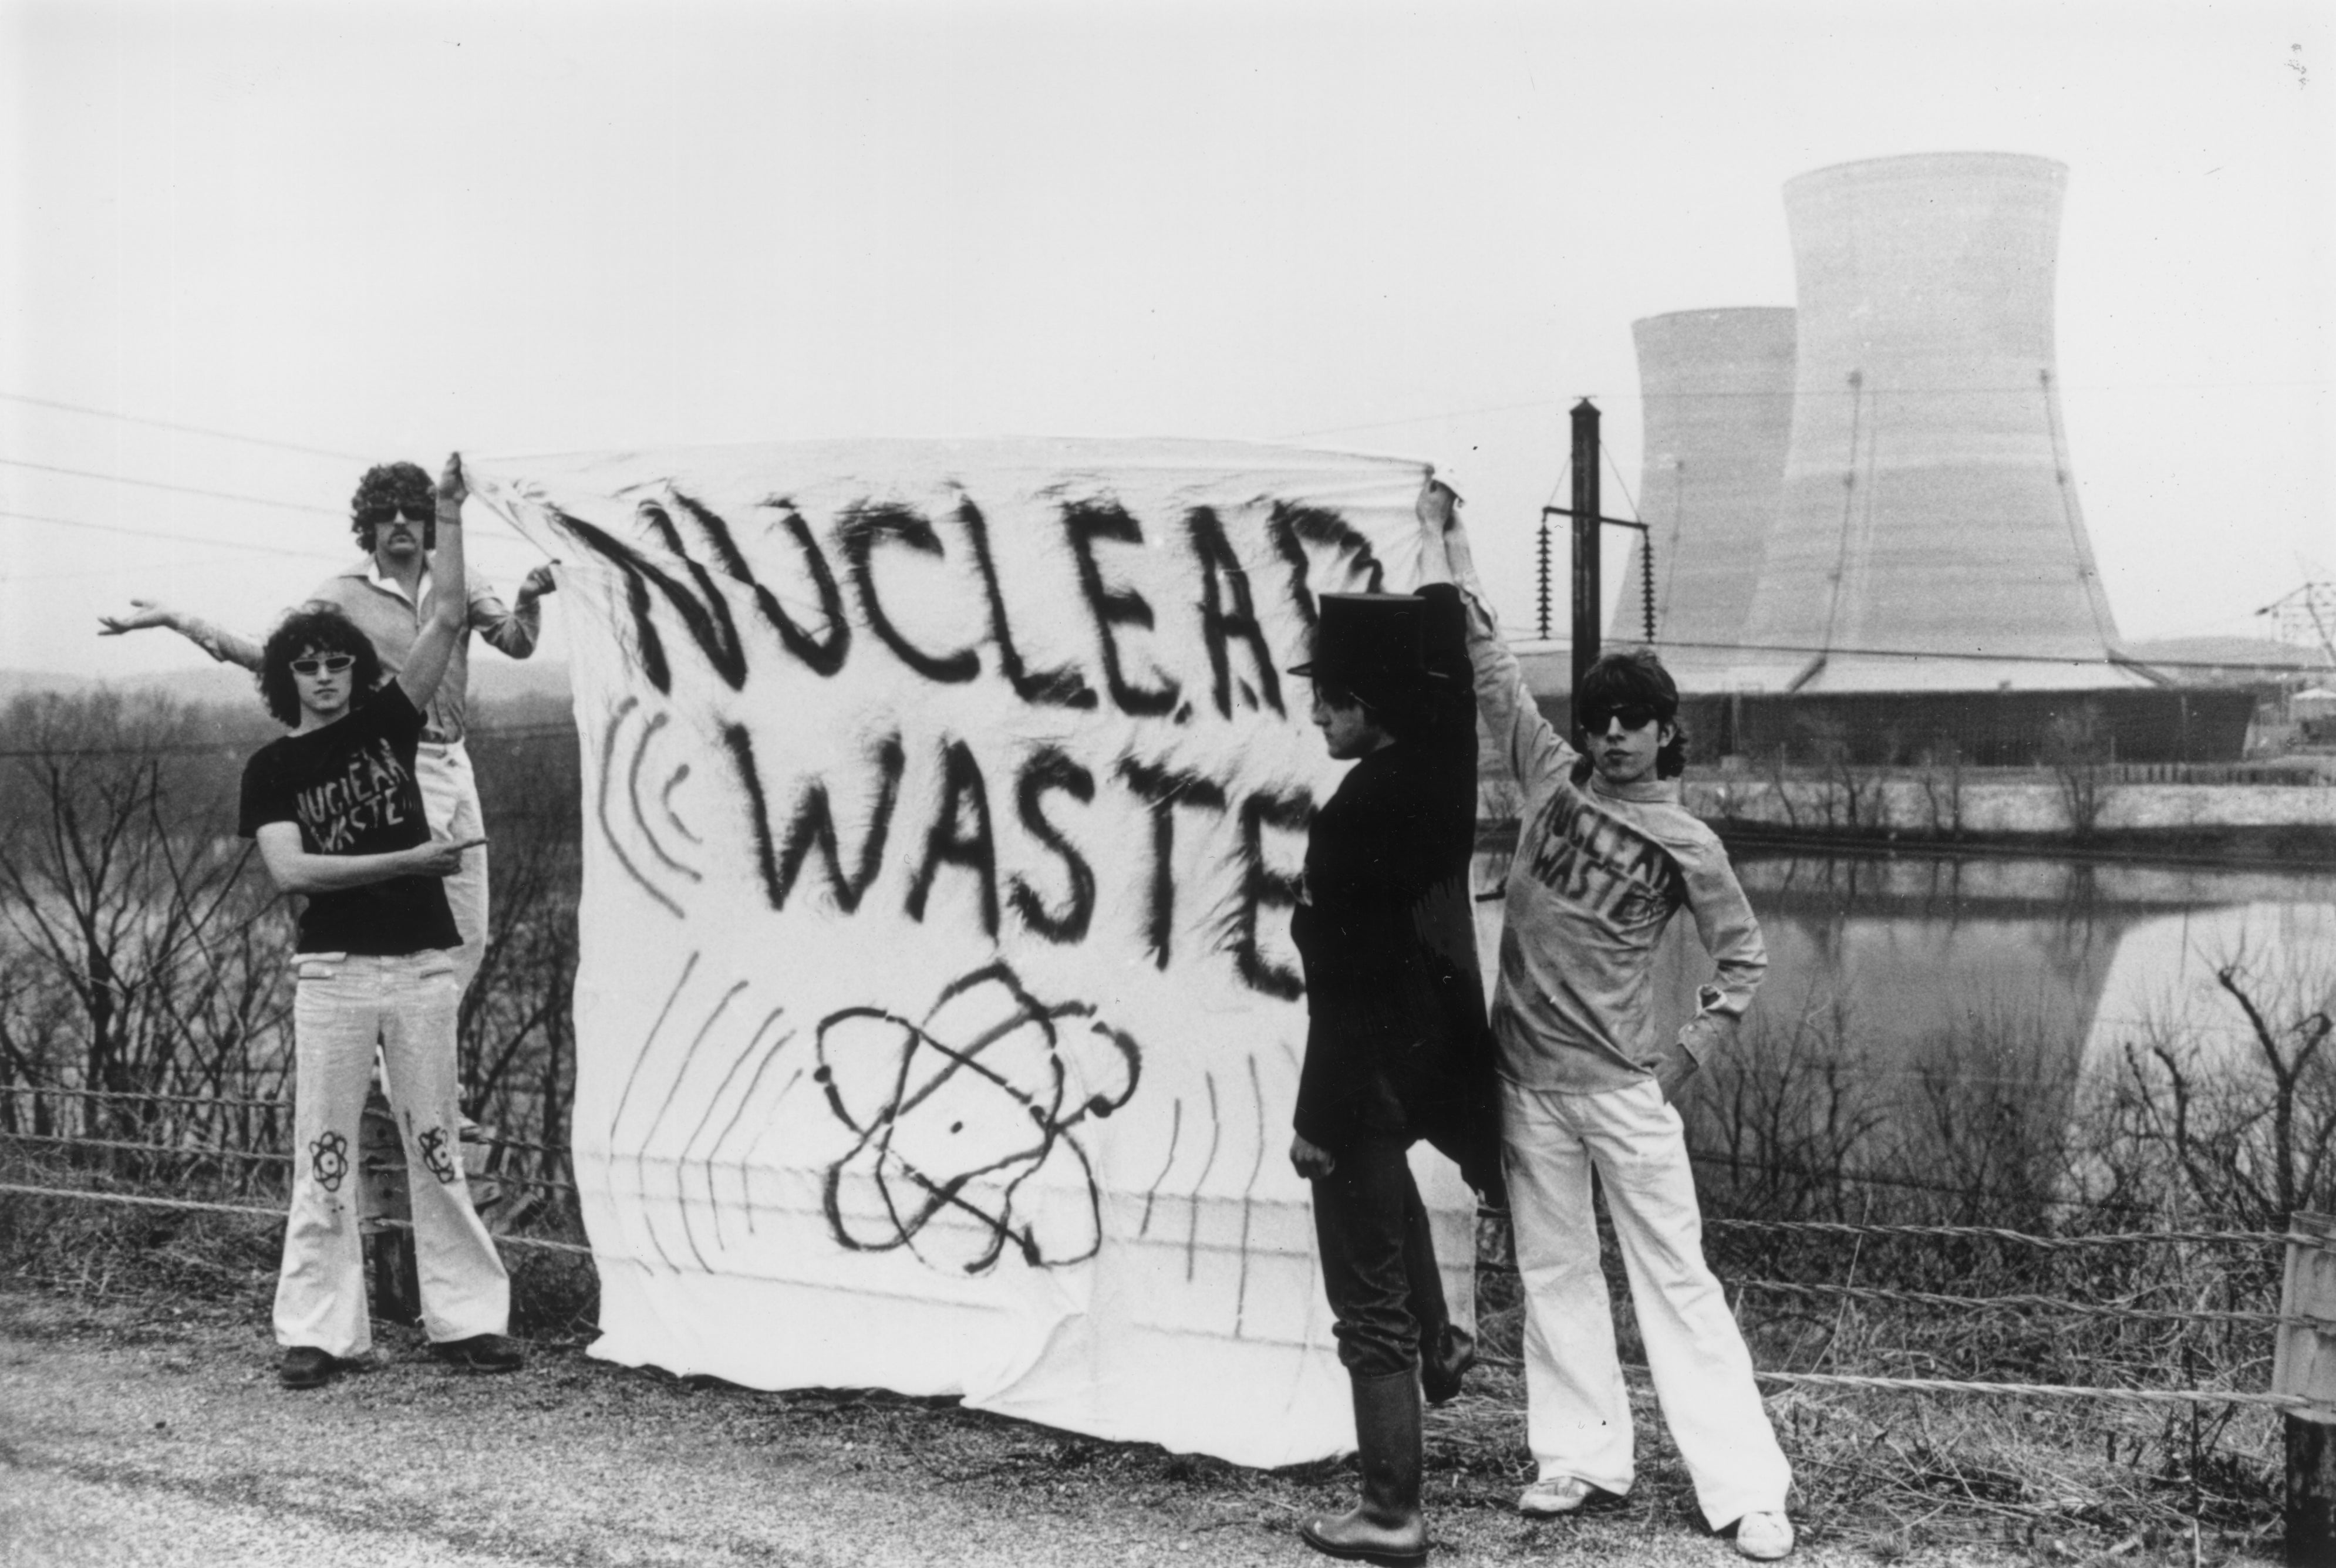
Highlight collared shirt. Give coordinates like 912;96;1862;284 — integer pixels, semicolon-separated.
177;555;541;743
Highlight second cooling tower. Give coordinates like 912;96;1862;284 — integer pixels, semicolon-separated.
1737;151;2127;691
1610;307;1798;679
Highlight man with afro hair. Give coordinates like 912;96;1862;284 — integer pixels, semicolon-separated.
101;458;556;997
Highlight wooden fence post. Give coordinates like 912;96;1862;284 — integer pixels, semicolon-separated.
358;1084;420;1324
2277;1210;2336;1564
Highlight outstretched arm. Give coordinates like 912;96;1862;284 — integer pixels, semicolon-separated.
471;562;556;659
97;601;264;670
397;454;469;711
1416;479;1572;793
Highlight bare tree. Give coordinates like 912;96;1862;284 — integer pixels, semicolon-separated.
2042;702;2117;842
2090;942;2336;1227
1913;741;1967;841
0;692;289;1156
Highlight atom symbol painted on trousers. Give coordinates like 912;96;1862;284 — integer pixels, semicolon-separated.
816;961;1142;1274
309;1129;350;1193
416;1125;459;1186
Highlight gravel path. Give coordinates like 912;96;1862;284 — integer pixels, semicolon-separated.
0;1288;2048;1567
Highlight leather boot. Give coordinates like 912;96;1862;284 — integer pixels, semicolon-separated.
1419;1320;1475;1406
1302;1368;1427;1566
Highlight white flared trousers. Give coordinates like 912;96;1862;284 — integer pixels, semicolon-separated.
275;951;509;1358
414;739;487;997
1501;1077;1791;1529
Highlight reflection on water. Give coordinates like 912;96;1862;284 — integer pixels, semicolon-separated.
1472;843;2336;1212
1470;845;2336;1084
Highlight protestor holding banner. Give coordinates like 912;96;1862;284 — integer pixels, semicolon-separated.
450;438;1479;1464
100;460;557;999
1286;514;1505;1566
237;454;523;1391
1425;484;1795;1560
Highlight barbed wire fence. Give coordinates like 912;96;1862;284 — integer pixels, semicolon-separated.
0;1083;2310;1420
6;633;2331;1548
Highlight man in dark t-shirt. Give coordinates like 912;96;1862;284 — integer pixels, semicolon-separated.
238;453;524;1391
239;681;464;954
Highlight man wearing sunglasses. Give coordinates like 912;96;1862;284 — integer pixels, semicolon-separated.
1418;484;1794;1560
99;460;556;997
237;454;521;1390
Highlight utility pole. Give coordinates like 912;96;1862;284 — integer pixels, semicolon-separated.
1569;399;1601;707
2277;1211;2336;1564
1541;397;1650;721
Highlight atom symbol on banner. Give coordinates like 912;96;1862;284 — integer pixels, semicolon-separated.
816;962;1142;1274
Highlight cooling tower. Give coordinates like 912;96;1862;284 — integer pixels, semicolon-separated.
1607;307;1797;684
1737;152;2131;693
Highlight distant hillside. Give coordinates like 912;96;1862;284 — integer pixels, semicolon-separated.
2124;637;2331;683
1;659;575;725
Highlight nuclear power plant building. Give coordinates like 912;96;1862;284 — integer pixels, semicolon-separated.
1611;151;2249;764
1607;307;1798;684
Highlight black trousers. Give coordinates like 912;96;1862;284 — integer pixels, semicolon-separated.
1310;1136;1452;1379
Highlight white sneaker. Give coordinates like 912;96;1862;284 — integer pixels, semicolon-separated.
1734;1511;1795;1560
1516;1476;1600;1517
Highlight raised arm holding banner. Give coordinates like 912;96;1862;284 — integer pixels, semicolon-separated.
465;437;1479;1467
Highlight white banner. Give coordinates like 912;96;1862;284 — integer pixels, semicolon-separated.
468;438;1475;1466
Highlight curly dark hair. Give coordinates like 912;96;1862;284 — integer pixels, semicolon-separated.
350;461;436;552
1578;648;1688;778
258;608;383;726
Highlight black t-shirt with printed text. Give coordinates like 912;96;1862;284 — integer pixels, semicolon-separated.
237;683;461;956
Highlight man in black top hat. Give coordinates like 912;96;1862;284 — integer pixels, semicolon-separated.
1286;515;1504;1567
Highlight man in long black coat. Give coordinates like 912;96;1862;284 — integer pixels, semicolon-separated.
1287;555;1503;1567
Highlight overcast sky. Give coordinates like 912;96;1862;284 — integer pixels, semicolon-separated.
4;0;2328;680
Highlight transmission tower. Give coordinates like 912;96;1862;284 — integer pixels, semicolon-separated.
2257;582;2336;666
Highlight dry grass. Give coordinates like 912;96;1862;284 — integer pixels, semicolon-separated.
2;1143;2287;1565
0;1145;598;1340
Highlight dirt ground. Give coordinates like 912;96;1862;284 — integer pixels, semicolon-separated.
0;1284;2128;1568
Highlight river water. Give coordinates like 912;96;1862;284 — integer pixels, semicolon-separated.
1470;844;2336;1095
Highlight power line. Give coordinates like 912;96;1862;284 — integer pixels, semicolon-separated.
1273;377;2333;442
1277;396;1573;441
0;555;300;586
0;504;547;564
0;507;349;562
0;390;370;461
9;510;2308;677
0;392;541;555
0;457;340;516
1640;635;2328;675
1639;377;2331;399
0;721;580;760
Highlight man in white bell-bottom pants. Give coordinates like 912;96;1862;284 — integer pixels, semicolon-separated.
239;456;523;1391
276;950;507;1357
1501;1078;1788;1531
1423;487;1796;1561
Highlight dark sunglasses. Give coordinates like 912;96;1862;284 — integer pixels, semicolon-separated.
358;503;433;526
289;654;356;677
1581;704;1660;734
